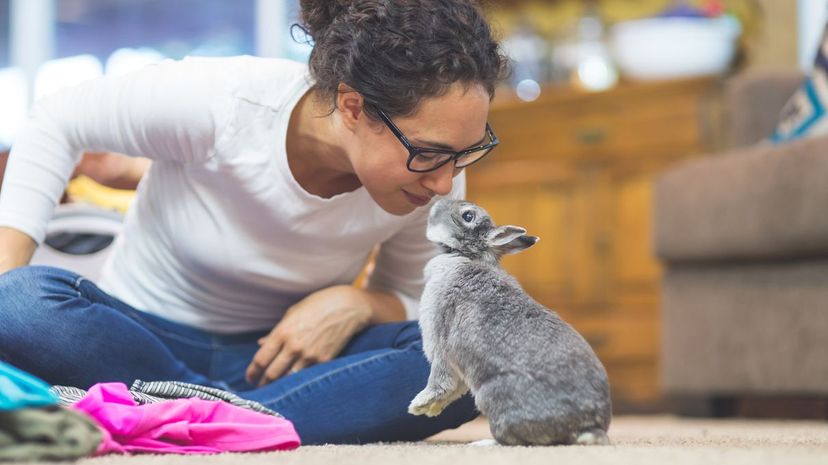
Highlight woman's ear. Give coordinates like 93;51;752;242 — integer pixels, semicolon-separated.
335;83;364;132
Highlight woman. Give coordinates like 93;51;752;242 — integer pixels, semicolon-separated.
0;0;507;444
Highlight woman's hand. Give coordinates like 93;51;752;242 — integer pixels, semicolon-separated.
245;285;374;387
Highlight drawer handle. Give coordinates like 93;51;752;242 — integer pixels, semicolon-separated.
575;128;608;145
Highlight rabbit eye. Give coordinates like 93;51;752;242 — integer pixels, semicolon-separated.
461;211;475;223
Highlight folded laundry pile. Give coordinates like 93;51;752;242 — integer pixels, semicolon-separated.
0;361;101;461
1;362;300;460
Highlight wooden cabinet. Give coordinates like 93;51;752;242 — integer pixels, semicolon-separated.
467;78;722;411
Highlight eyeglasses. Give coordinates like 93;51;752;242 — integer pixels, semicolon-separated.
376;109;499;173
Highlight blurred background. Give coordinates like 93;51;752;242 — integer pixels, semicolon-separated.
1;0;826;418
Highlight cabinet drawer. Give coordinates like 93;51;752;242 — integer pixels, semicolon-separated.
605;360;662;407
488;78;716;163
567;314;658;363
490;106;701;162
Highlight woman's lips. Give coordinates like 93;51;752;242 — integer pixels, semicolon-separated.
403;190;432;206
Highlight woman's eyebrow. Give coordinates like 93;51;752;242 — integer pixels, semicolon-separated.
412;133;488;151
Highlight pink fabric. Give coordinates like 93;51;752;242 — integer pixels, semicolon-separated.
72;383;300;455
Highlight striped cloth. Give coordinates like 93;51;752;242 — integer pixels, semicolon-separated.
50;380;281;418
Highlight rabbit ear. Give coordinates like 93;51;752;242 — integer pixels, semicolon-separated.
487;225;527;246
487;226;539;256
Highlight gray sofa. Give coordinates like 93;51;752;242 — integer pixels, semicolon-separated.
654;69;828;415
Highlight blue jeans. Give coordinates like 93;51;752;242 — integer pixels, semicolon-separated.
0;266;479;444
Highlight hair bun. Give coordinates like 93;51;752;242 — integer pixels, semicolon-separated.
301;0;508;120
299;0;352;40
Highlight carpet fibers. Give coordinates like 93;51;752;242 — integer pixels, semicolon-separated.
46;415;828;465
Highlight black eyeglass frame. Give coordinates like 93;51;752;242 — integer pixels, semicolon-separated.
376;109;500;173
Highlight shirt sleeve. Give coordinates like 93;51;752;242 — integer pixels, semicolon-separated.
365;172;467;320
0;56;238;244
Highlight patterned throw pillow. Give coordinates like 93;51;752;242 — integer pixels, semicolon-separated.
771;25;828;143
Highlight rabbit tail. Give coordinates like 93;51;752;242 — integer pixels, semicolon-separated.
576;428;610;445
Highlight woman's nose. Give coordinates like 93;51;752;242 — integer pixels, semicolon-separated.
420;162;458;196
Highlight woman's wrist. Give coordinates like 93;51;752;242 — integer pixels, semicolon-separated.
0;227;37;275
349;286;407;324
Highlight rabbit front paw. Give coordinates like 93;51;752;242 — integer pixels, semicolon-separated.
408;389;450;417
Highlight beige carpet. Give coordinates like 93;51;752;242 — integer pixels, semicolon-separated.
60;415;828;465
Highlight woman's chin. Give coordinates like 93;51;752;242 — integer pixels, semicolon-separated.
372;194;421;216
385;202;419;216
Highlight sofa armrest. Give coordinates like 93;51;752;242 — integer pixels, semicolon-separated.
654;135;828;263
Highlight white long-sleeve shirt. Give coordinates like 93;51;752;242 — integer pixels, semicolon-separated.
0;56;464;333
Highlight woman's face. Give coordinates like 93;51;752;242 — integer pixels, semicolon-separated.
347;83;491;216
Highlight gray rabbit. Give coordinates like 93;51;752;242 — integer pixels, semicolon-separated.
408;199;611;446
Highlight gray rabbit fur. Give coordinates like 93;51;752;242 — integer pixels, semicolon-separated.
408;199;611;446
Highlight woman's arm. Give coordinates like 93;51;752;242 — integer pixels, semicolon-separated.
0;56;239;265
0;149;146;275
361;287;407;323
0;152;35;274
245;284;406;386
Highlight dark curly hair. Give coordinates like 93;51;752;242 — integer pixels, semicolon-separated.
297;0;508;119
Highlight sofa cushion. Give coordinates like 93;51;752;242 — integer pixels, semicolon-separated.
654;135;828;262
662;260;828;395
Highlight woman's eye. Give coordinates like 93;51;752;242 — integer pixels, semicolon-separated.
462;211;475;222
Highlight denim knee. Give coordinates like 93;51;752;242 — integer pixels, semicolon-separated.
393;320;423;349
0;265;67;310
0;266;80;352
0;266;80;306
